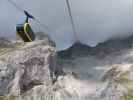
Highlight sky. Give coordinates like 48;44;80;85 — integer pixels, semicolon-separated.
1;0;133;50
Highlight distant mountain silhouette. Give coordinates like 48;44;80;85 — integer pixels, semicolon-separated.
58;35;133;58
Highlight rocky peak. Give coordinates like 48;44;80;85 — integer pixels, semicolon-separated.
0;37;63;97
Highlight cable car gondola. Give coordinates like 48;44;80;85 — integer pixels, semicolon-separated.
16;11;36;42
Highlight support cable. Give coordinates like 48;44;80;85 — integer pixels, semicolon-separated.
65;0;79;43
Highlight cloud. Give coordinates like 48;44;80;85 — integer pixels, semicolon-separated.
1;0;133;50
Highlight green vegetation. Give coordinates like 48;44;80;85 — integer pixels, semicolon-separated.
0;96;16;100
0;42;25;56
120;90;133;100
0;96;7;100
116;71;133;100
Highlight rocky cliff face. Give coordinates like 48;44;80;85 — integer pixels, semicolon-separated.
58;36;133;100
1;36;133;100
100;64;133;100
0;36;91;100
0;36;64;100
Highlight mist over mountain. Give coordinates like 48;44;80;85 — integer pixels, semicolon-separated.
1;0;133;50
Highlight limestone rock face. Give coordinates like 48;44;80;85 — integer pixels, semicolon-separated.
0;39;61;97
2;36;133;100
15;74;87;100
0;38;93;100
99;64;133;100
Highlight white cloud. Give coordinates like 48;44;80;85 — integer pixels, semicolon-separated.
1;0;133;50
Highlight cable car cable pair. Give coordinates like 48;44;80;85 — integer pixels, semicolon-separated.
7;0;80;43
7;0;51;42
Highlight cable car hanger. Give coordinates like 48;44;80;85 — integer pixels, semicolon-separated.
7;0;51;33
